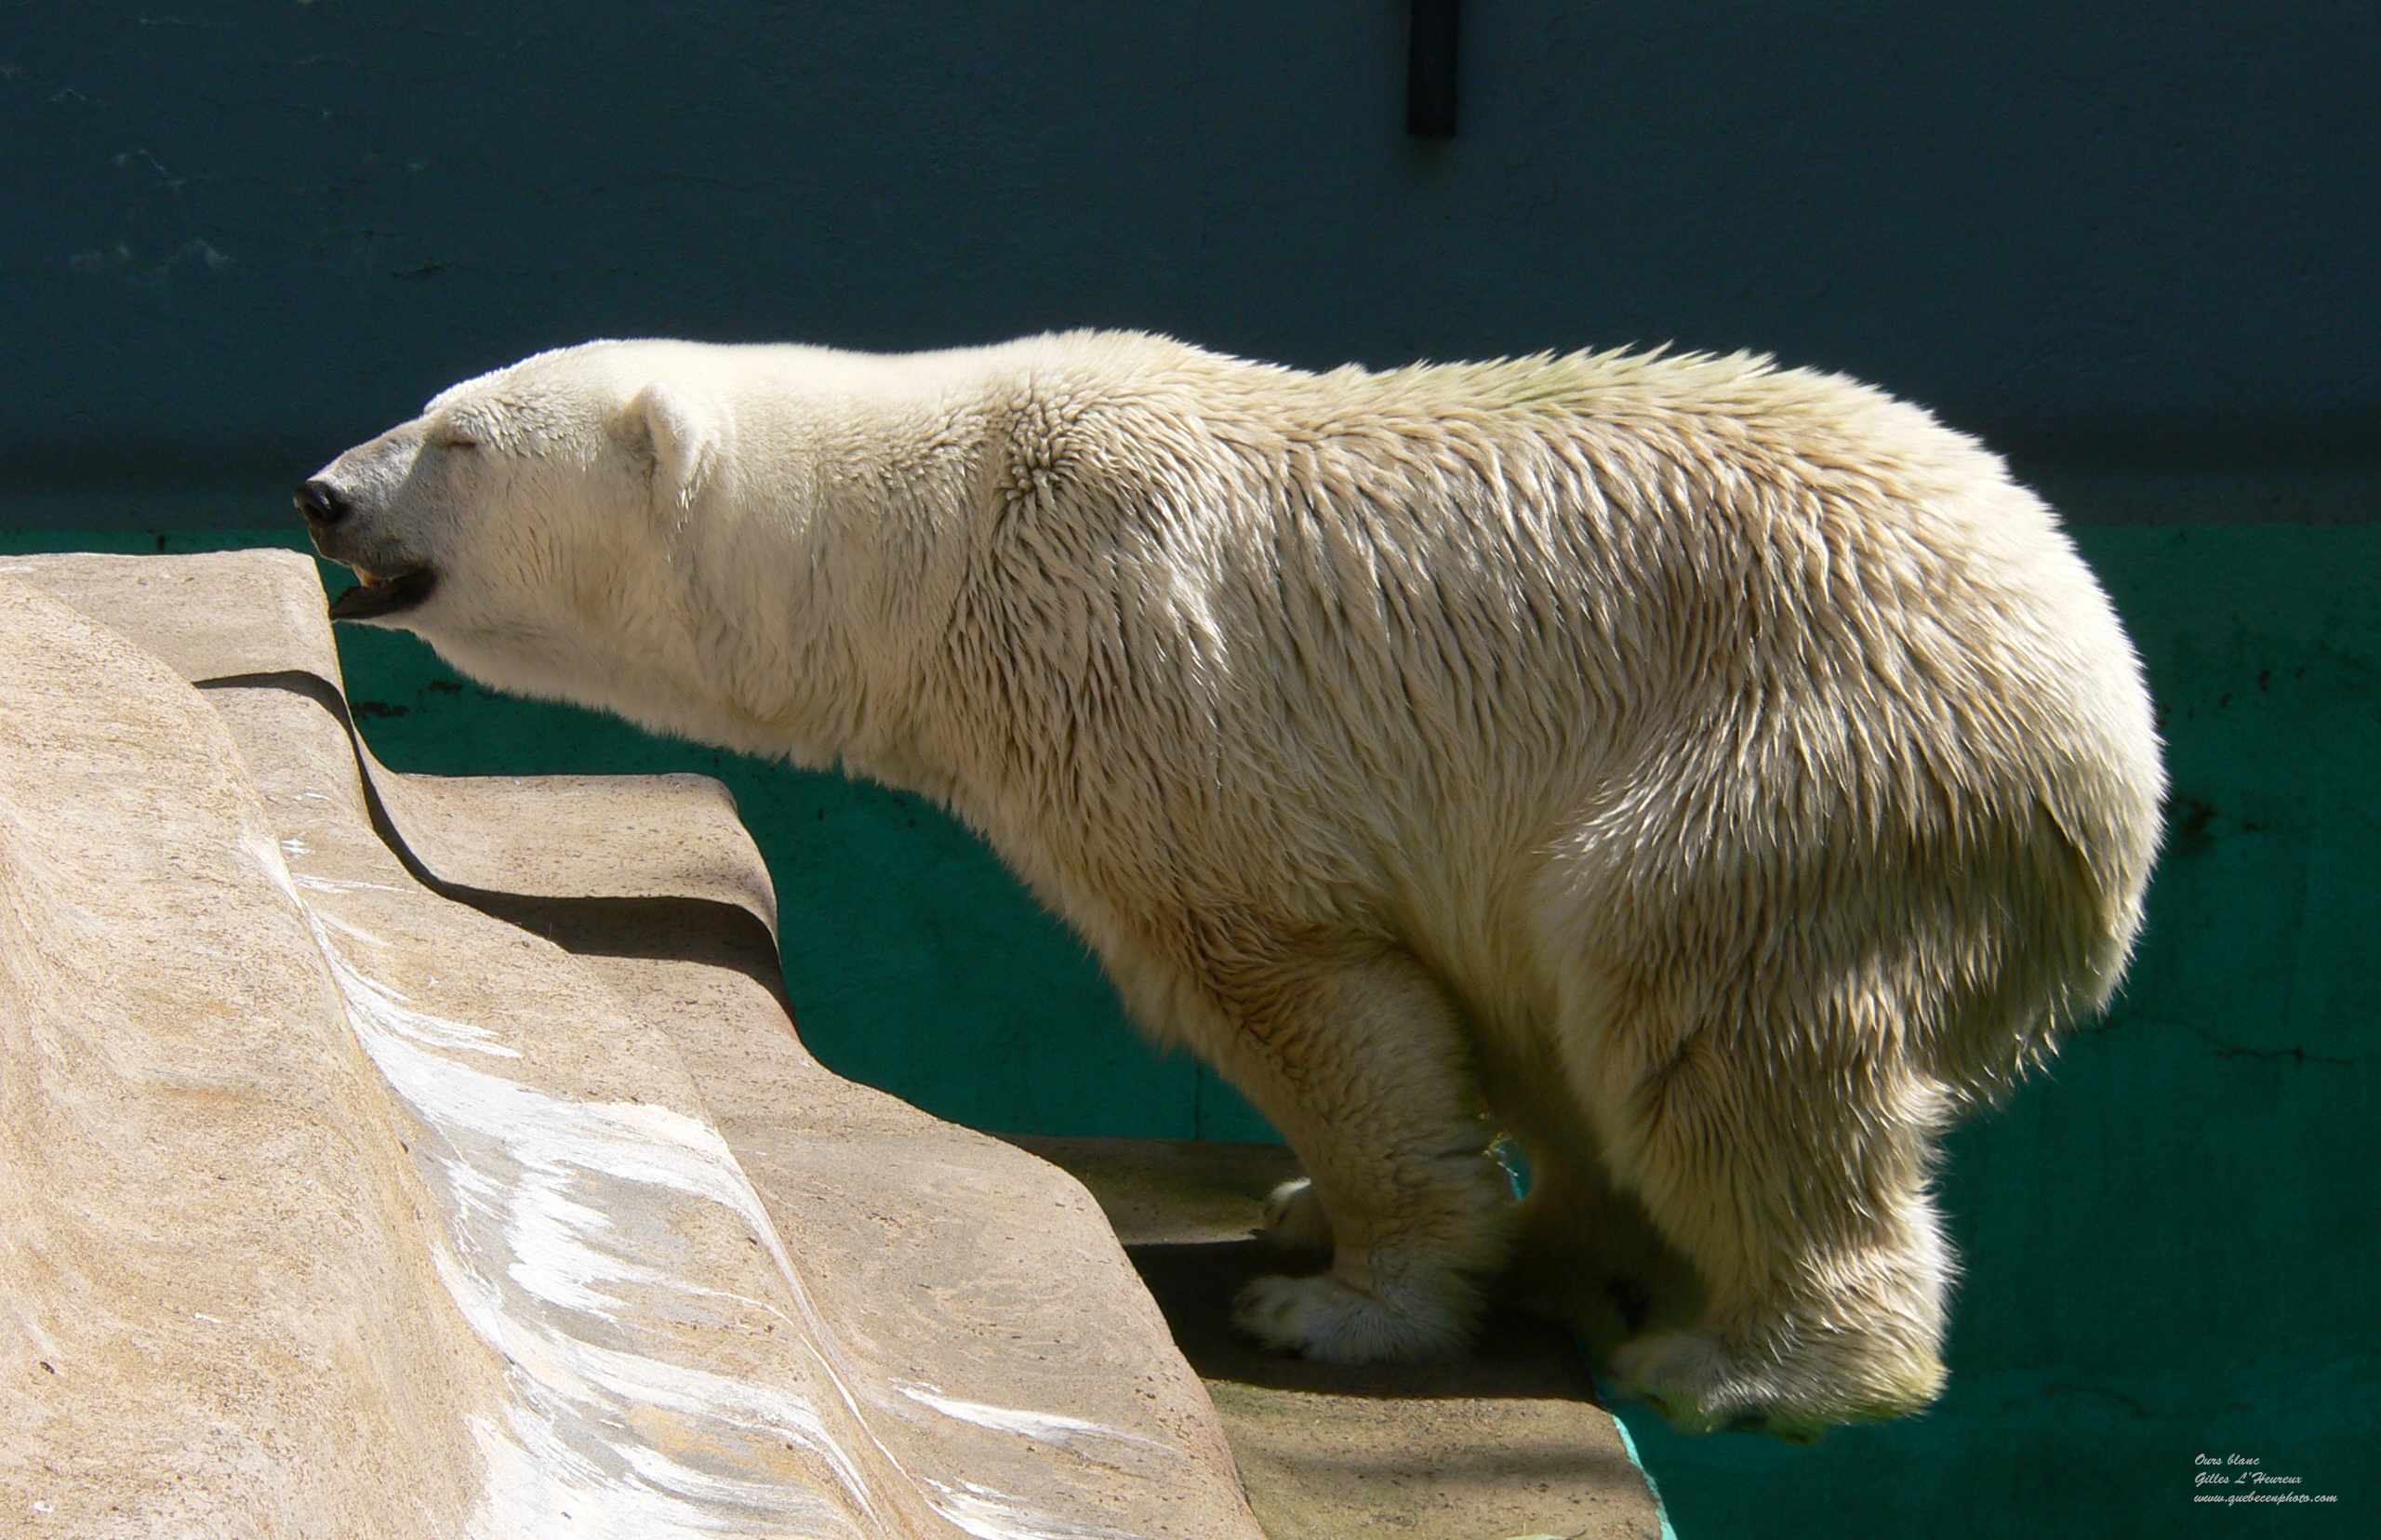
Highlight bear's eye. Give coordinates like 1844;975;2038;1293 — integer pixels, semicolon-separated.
437;434;481;453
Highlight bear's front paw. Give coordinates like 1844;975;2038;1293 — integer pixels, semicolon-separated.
1257;1178;1335;1255
1230;1271;1472;1363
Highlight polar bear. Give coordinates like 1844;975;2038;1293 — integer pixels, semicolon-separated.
299;331;2163;1440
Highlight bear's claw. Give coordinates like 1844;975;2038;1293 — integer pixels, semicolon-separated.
1256;1178;1335;1255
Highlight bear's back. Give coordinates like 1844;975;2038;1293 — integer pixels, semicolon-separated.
973;340;2162;1052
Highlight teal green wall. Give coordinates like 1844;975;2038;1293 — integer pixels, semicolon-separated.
7;518;2374;1535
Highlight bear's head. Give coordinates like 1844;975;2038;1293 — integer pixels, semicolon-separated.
298;341;728;731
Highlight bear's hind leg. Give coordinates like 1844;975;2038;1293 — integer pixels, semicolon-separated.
1496;1128;1706;1364
1590;992;1958;1440
1192;940;1516;1363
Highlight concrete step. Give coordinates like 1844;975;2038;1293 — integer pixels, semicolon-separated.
1006;1136;1671;1540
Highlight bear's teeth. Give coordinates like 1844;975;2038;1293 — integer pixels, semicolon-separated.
353;568;381;586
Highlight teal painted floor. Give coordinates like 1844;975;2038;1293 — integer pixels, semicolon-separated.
7;521;2374;1537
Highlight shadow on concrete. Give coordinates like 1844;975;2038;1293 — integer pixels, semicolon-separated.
1129;1235;1602;1402
197;666;791;1005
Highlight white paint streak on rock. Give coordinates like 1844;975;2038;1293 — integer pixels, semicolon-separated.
894;1382;1176;1458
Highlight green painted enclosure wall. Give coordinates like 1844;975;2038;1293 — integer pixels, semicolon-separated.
8;508;2373;1535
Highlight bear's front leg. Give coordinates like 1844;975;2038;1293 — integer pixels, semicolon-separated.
1172;936;1516;1363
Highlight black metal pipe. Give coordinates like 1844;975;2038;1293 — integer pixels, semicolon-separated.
1408;0;1459;137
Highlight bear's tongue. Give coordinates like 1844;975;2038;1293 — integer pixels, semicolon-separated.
326;565;436;621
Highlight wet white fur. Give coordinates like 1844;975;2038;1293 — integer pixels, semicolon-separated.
310;332;2164;1439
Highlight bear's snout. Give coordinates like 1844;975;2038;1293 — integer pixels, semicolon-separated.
296;463;440;622
295;478;352;529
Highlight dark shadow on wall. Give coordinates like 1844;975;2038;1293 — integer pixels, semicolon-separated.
5;1;2376;494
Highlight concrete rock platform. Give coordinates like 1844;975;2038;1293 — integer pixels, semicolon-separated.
0;548;1671;1539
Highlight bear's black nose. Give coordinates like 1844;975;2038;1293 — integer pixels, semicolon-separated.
295;479;351;527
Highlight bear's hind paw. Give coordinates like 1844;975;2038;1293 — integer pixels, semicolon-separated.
1609;1325;1945;1443
1230;1271;1472;1363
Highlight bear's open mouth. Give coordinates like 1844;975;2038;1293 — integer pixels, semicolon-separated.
327;565;437;621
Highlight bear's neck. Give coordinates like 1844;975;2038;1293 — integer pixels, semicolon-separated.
672;348;1030;796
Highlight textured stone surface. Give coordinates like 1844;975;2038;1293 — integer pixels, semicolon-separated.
2;551;1259;1538
0;574;508;1536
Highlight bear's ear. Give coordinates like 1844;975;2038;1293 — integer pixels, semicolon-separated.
614;381;717;518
